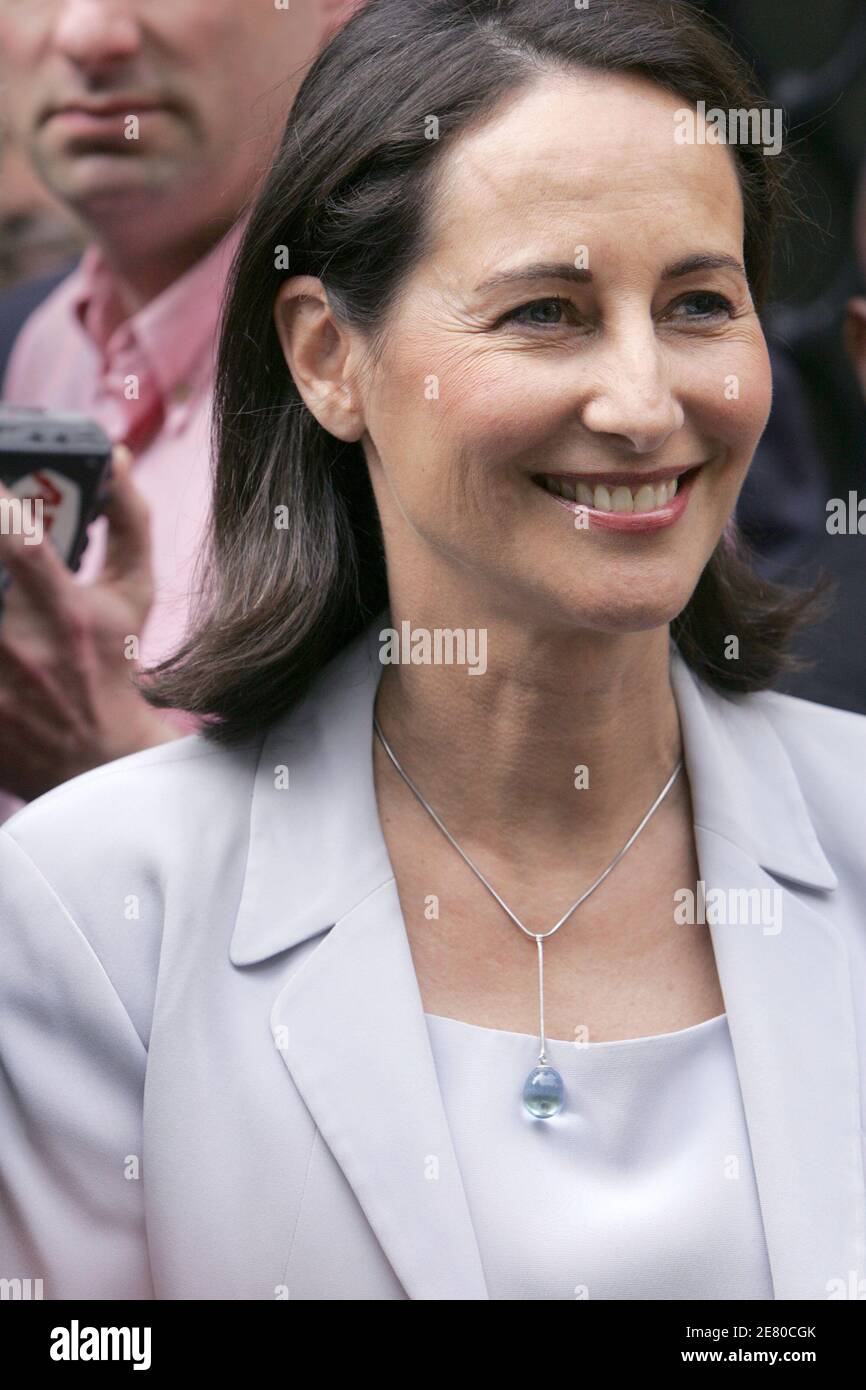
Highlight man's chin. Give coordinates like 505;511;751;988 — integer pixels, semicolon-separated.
39;153;183;216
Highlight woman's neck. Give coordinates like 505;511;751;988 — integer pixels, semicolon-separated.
373;608;683;872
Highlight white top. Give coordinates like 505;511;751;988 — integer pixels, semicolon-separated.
423;1010;775;1300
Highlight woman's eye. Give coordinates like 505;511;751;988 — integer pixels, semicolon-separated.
497;291;735;330
500;296;572;328
666;291;735;322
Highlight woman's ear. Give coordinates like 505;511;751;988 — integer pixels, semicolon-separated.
273;276;366;441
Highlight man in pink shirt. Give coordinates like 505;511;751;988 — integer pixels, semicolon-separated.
0;0;358;817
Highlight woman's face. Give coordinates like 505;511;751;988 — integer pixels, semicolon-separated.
357;70;773;634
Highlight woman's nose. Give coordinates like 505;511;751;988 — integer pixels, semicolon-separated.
579;335;685;454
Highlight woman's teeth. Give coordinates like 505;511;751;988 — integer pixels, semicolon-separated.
537;475;679;512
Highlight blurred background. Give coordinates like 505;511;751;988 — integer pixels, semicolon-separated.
693;0;866;711
699;0;866;493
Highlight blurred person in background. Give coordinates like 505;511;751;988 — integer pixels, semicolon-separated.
773;153;866;714
0;0;358;817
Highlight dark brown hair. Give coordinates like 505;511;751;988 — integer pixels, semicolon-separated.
144;0;829;741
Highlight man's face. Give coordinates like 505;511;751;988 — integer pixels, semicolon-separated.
0;0;330;228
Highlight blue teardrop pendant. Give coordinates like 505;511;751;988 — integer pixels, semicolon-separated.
522;1063;564;1118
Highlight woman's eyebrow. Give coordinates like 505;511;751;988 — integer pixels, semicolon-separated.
474;263;591;293
473;252;746;294
661;252;746;280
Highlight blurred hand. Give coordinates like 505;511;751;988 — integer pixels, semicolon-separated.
0;444;181;801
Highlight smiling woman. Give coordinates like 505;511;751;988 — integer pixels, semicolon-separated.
145;0;814;729
2;0;865;1306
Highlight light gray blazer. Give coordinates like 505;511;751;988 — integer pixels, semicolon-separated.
1;621;865;1300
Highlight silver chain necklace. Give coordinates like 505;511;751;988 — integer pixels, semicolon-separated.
373;715;683;1120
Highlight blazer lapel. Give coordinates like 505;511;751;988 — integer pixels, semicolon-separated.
671;650;866;1300
270;879;489;1299
230;620;488;1299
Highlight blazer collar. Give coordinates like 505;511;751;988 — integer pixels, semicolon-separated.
670;650;837;891
230;618;394;966
230;620;836;967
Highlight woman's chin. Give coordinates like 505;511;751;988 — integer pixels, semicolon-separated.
577;606;687;636
522;581;700;637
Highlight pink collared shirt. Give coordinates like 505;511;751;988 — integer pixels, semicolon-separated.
1;219;245;820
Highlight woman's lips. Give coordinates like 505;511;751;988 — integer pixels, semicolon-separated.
533;466;700;532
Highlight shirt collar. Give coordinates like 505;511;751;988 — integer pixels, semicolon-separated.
71;216;247;404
